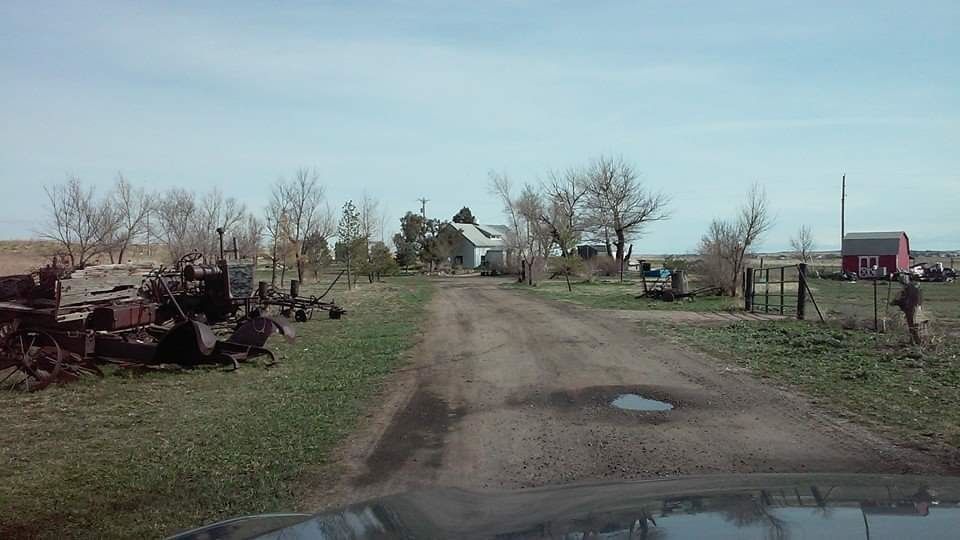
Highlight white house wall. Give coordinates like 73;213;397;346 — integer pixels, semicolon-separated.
450;242;505;268
451;240;477;268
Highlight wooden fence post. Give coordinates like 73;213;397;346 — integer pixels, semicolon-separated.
797;263;807;320
744;268;754;311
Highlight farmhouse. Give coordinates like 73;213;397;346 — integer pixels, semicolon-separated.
841;231;911;277
447;223;510;269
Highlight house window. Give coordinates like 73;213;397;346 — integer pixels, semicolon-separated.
454;256;463;266
480;255;486;264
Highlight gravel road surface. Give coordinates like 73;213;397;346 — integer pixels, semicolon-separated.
310;277;942;509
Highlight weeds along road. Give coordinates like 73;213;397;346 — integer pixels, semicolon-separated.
311;276;943;509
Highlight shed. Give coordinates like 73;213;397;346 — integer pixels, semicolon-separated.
841;231;910;277
577;245;609;259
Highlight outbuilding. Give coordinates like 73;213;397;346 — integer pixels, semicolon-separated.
841;231;911;277
447;223;511;269
576;244;609;259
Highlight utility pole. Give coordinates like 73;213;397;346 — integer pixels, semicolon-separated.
145;211;150;257
417;197;429;220
841;174;846;249
416;197;430;251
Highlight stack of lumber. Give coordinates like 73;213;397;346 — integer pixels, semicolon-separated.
59;263;156;308
69;263;156;280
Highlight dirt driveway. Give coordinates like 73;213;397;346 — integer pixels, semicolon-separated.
311;277;942;508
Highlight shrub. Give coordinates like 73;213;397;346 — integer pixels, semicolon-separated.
548;256;586;279
663;255;690;272
588;256;621;277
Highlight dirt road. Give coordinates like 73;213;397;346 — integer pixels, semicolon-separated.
312;277;942;508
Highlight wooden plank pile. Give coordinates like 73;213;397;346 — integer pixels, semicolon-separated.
59;263;157;309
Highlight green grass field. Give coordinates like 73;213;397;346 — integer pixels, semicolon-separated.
507;278;739;312
805;278;960;327
0;275;432;539
507;271;960;329
671;319;960;460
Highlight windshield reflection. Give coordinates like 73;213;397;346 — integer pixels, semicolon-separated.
173;477;960;540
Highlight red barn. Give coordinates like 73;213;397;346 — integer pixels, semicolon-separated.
841;231;910;277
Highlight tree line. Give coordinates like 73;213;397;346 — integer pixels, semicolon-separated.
488;155;671;286
40;168;396;289
41;161;804;297
42;174;259;269
485;155;792;297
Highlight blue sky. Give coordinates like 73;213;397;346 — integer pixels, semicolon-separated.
1;1;957;252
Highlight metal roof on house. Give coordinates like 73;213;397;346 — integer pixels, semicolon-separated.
842;231;908;256
452;223;507;248
477;224;509;236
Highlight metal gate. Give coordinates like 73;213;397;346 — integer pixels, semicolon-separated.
744;263;822;320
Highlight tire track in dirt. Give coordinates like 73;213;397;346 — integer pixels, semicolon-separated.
306;277;948;510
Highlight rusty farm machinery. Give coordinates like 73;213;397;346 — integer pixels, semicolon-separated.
0;237;344;391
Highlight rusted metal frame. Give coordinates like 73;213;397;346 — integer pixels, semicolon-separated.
156;273;188;321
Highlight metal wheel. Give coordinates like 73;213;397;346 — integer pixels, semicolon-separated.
0;330;63;391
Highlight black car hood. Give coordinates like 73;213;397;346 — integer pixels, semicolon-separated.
169;473;960;539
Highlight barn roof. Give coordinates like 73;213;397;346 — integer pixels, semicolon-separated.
451;223;507;248
842;231;908;256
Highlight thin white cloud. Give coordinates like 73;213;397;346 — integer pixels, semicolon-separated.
7;2;732;107
667;116;955;133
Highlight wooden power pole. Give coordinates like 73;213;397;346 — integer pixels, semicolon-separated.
841;174;846;248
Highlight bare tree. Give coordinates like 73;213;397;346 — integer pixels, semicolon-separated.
103;174;151;263
698;183;774;296
358;193;381;242
236;213;263;261
155;188;199;263
698;218;738;294
264;190;290;286
195;188;246;257
732;183;774;293
155;187;246;263
790;224;815;264
585;156;670;268
490;172;529;282
378;205;390;243
489;172;554;285
519;184;554;283
353;193;384;277
272;168;331;282
41;176;112;267
540;167;589;257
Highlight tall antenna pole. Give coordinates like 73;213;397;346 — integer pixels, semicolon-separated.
417;197;429;219
841;174;846;249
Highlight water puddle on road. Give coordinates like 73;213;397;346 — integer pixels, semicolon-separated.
611;394;674;412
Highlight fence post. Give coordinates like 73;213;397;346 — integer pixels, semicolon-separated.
744;268;754;311
779;267;785;314
797;263;807;320
765;268;770;313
